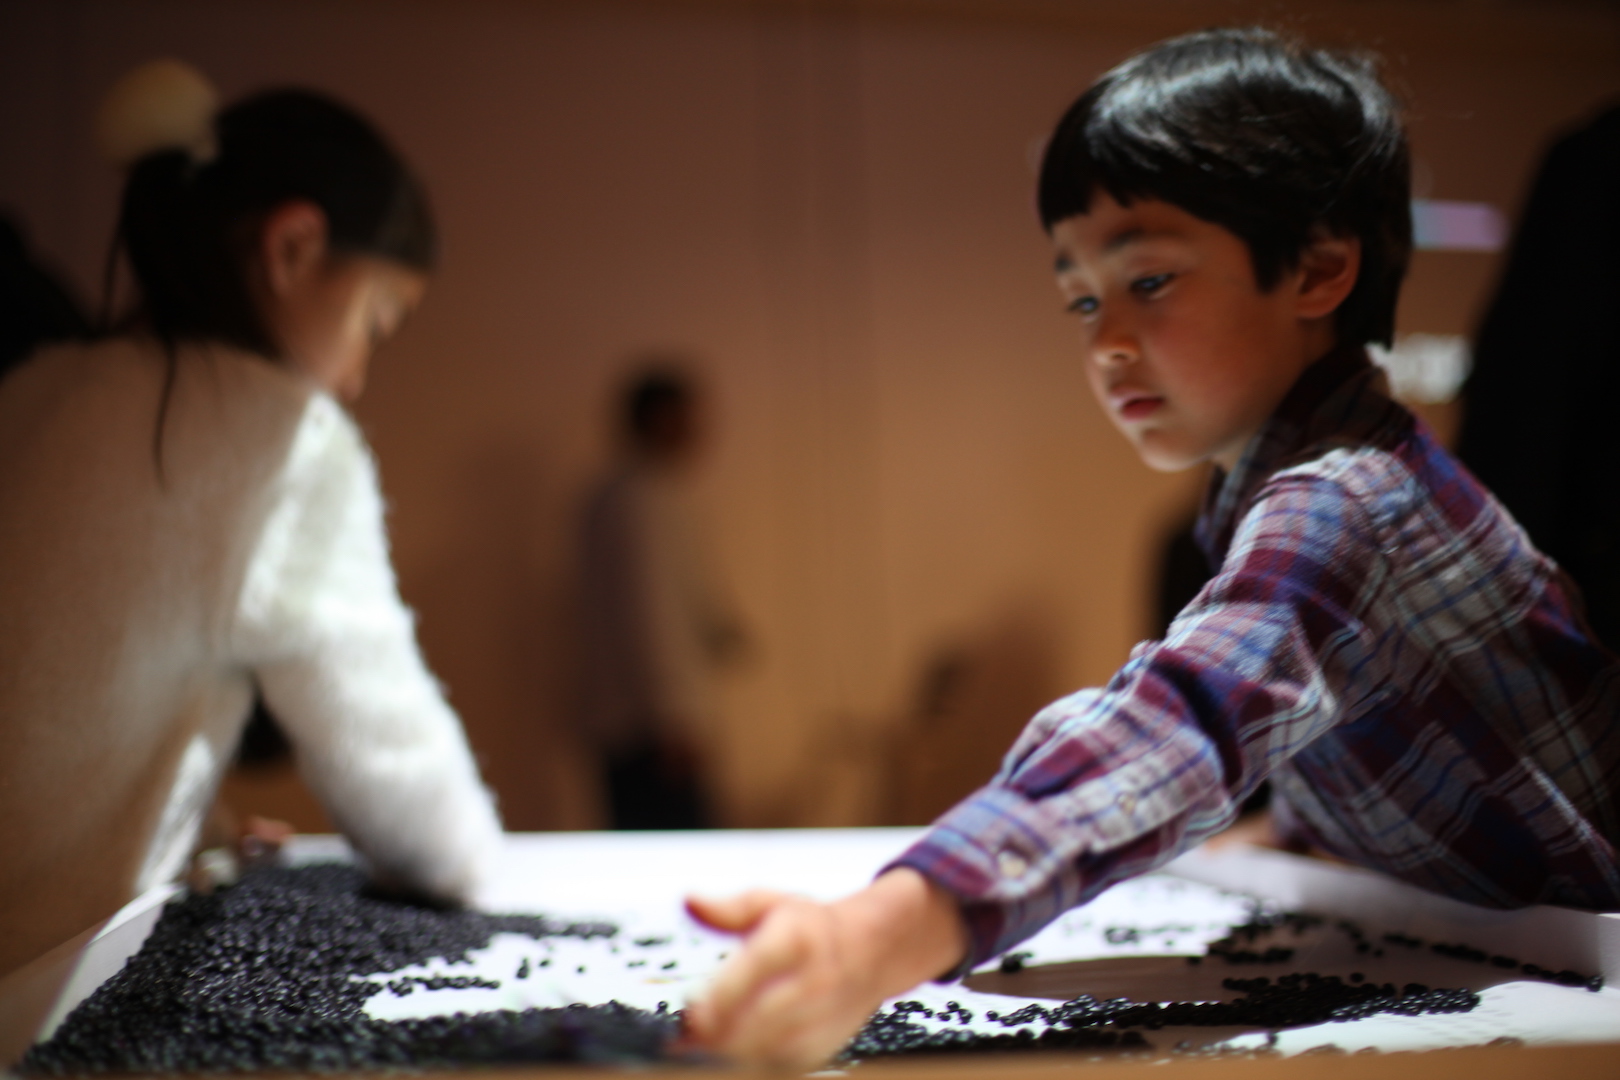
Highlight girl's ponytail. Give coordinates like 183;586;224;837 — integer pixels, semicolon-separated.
115;146;269;353
98;59;436;356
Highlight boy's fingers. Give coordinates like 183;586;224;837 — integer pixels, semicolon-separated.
718;969;834;1066
723;963;875;1071
684;889;785;933
690;908;813;1044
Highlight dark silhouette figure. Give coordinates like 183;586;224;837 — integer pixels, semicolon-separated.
0;213;90;380
1458;105;1620;651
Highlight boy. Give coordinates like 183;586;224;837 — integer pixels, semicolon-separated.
681;28;1620;1067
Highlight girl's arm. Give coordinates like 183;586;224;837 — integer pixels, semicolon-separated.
234;394;501;904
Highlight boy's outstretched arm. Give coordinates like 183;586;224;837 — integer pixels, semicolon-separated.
682;867;969;1068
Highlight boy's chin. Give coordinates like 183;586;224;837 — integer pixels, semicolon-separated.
1132;441;1208;473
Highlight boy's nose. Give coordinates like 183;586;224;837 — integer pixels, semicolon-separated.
1091;334;1139;369
1090;312;1139;368
1094;344;1136;369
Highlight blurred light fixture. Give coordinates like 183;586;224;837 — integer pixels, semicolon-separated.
1411;199;1507;252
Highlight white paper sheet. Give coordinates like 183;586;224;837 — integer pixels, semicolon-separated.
46;830;1620;1057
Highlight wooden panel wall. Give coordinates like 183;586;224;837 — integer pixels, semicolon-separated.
1;0;1616;830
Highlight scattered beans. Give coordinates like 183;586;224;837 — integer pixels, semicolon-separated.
1180;909;1604;993
844;975;1480;1061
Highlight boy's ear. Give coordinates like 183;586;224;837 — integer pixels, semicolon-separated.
1293;231;1361;320
258;200;330;298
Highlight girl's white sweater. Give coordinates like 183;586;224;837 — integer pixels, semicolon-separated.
0;338;501;976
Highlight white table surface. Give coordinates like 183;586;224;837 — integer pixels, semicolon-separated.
35;829;1620;1058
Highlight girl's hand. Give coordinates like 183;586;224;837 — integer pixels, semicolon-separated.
680;867;969;1069
237;815;295;866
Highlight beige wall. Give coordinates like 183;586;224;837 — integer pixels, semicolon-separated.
3;0;1618;830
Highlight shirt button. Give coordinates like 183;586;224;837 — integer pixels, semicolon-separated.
997;849;1029;878
1116;792;1137;813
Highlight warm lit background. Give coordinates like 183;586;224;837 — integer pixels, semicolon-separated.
2;0;1617;832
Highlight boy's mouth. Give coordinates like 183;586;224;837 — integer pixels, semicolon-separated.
1110;391;1165;421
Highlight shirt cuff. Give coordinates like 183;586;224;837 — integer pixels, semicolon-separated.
882;785;1086;973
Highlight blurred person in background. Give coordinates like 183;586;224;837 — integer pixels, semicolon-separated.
0;61;501;978
0;211;91;380
577;364;749;830
1457;104;1620;651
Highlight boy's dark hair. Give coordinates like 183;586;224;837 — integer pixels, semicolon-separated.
1038;27;1411;347
115;87;436;356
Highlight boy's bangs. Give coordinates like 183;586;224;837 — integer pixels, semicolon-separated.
1037;94;1304;292
1034;28;1412;345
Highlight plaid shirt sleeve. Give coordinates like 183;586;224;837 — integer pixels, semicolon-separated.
888;469;1388;970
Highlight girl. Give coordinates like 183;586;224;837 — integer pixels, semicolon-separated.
0;62;502;978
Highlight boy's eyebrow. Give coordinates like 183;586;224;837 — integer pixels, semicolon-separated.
1052;228;1163;274
1105;227;1148;253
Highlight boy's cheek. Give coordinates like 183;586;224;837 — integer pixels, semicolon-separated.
1083;367;1113;418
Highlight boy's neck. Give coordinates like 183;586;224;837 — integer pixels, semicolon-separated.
1209;329;1347;474
1298;320;1342;377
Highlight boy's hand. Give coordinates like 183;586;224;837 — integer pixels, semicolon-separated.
680;867;969;1069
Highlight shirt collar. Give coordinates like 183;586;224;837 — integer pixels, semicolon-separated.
1194;344;1395;565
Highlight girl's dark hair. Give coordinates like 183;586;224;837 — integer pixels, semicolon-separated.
115;87;436;356
1037;27;1411;347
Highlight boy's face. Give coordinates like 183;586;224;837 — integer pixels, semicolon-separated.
1050;192;1337;473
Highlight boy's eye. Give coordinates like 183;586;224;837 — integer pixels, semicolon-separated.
1131;273;1173;296
1066;295;1100;316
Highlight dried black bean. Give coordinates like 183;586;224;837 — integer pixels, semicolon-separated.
999;950;1034;973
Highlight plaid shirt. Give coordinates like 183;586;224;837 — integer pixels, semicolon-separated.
892;347;1620;969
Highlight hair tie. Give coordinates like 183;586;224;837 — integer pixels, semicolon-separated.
96;59;219;169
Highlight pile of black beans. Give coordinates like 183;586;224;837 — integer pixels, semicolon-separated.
20;864;673;1074
843;975;1479;1061
846;1004;1150;1060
